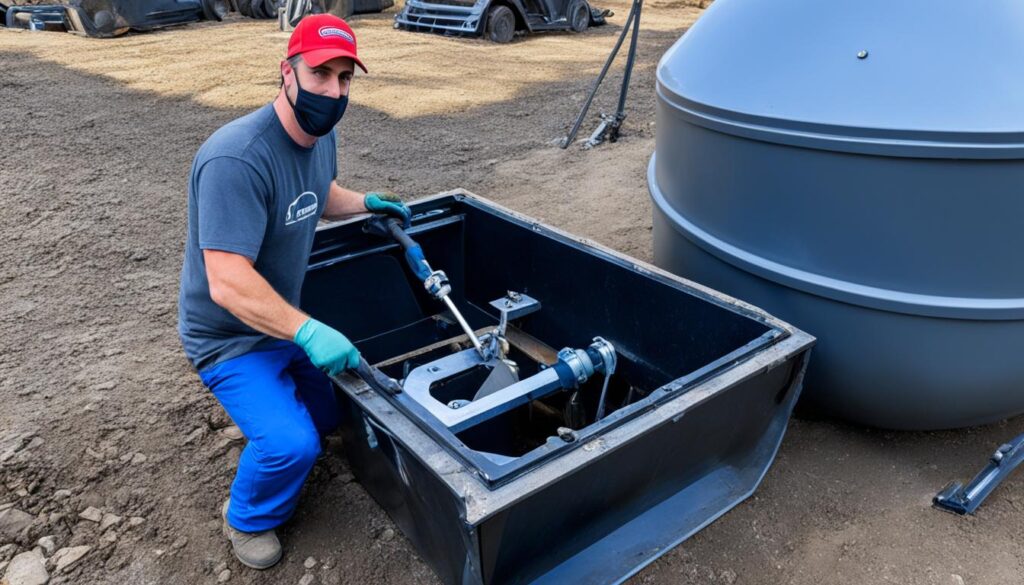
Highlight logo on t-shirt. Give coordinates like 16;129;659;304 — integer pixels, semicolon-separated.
285;191;319;225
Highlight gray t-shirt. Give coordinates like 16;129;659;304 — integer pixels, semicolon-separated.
177;104;337;371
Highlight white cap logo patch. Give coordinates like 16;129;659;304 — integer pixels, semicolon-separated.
319;26;354;43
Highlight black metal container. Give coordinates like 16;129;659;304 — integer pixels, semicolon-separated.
302;191;814;584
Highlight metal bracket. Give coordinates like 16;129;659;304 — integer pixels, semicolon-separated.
933;432;1024;515
489;291;541;339
401;338;616;433
584;113;627;150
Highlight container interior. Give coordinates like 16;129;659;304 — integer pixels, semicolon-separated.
302;196;783;486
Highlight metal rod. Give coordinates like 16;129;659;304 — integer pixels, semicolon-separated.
595;373;613;420
442;295;485;357
615;0;643;119
560;0;639;148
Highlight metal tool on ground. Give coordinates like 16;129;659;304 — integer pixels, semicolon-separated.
933;432;1024;515
560;0;642;149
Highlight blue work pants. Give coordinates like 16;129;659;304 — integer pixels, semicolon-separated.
199;340;339;533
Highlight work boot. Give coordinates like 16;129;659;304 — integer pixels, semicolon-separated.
221;499;282;569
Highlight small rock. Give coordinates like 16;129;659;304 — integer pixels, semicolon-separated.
36;536;56;556
303;556;317;569
380;528;395;542
299;574;315;585
171;537;187;550
47;513;64;525
0;508;35;540
952;576;966;585
25;437;44;451
213;561;227;573
0;503;13;512
99;514;122;531
100;531;117;544
52;490;71;501
128;517;145;527
0;543;17;562
89;381;115;391
153;549;165;557
4;550;48;585
208;411;232;430
78;507;103;523
182;427;206;445
79;493;104;510
51;545;90;573
217;568;231;582
130;453;148;465
85;447;104;460
221;426;244;441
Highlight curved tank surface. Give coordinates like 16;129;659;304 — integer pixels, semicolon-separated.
648;0;1024;429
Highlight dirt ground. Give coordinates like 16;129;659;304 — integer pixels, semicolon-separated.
1;4;1022;585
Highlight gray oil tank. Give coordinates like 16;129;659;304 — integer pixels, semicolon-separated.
648;0;1024;430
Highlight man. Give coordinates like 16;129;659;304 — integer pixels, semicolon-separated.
176;14;410;569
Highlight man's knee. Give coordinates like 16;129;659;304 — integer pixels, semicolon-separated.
258;427;321;469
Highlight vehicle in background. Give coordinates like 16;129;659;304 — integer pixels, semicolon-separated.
394;0;609;43
1;0;228;36
251;0;393;21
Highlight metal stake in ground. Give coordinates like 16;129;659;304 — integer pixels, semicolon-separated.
560;0;643;149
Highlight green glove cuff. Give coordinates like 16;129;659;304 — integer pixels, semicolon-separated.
293;317;319;346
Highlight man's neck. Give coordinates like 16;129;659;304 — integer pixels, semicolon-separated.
273;91;317;148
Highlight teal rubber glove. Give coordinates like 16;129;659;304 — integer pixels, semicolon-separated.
293;318;361;377
364;192;412;228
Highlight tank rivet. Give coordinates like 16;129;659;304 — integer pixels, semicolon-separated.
857;50;868;59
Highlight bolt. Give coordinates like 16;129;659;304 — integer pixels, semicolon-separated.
857;50;868;59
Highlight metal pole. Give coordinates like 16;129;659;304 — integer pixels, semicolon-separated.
614;0;643;121
560;0;639;148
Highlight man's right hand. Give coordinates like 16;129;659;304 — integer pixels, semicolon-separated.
293;318;361;376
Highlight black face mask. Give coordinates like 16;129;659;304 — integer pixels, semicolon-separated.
286;72;348;137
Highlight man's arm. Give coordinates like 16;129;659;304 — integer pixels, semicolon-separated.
204;249;360;375
204;250;308;339
323;182;368;220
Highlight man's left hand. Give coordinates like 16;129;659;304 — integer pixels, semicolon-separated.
365;192;412;228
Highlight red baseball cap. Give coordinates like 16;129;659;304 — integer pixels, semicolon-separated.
287;14;367;73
